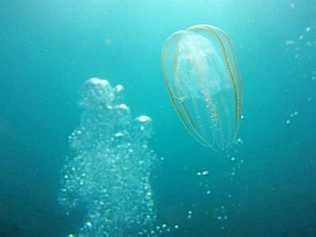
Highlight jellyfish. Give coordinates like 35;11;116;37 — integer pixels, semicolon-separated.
58;78;157;237
161;24;242;150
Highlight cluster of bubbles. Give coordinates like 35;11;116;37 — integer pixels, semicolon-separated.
58;78;158;237
285;110;299;125
285;26;315;60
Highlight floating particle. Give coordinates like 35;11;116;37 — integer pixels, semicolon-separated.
286;119;291;125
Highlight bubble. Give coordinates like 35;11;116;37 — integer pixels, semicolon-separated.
136;115;152;123
187;210;193;217
202;170;209;176
115;84;124;93
58;78;157;237
197;170;208;176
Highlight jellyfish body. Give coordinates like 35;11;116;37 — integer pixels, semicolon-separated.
161;24;242;150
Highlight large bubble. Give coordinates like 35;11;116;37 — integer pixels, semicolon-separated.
58;78;157;237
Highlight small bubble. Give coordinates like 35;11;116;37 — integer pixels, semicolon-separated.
237;138;243;144
114;132;125;138
116;103;129;111
136;115;152;123
286;119;291;125
202;170;209;176
84;221;92;229
306;27;311;32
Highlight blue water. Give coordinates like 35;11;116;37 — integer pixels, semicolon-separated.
0;1;316;236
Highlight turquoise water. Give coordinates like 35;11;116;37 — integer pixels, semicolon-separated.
0;0;316;236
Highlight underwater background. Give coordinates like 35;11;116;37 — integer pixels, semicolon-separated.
0;0;316;236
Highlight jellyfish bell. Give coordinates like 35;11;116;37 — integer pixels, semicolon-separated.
161;24;242;151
